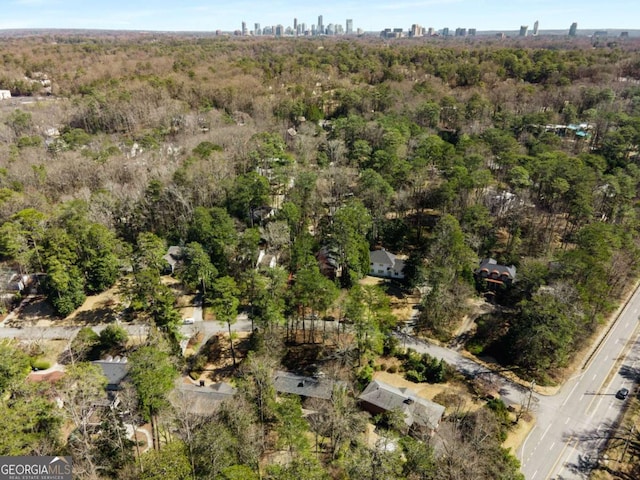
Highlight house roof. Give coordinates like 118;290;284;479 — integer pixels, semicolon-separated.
93;358;129;390
359;379;445;430
163;246;183;267
369;249;398;266
27;370;65;384
173;382;237;415
476;258;516;279
273;370;345;400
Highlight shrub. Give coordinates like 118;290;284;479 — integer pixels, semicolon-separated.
404;370;424;383
387;365;398;374
357;365;374;390
30;358;51;371
466;341;484;356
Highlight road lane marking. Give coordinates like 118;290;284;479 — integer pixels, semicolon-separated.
565;417;570;424
540;424;552;441
562;382;580;406
549;442;555;450
558;443;579;479
520;423;537;462
593;373;597;380
592;395;605;417
545;437;576;480
532;469;538;479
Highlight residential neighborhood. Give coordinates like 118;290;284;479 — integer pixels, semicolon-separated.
1;20;640;480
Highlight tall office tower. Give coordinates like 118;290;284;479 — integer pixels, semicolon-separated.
569;22;578;36
468;28;476;36
410;24;423;37
241;21;247;36
346;19;353;34
327;23;335;35
293;18;298;35
533;20;539;35
442;27;449;36
275;25;284;37
427;27;435;36
255;23;260;35
317;15;324;35
300;23;306;35
519;25;528;36
312;24;317;35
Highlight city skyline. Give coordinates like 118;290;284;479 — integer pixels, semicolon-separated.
2;0;639;33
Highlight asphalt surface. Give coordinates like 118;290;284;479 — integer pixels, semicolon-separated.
2;287;639;480
518;285;640;480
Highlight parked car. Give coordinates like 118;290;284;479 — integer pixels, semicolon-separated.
183;317;195;325
615;387;629;400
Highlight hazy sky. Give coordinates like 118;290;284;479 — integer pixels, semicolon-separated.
3;0;639;32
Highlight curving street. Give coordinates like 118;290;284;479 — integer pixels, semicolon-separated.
2;285;639;479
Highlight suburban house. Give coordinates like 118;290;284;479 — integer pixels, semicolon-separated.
475;258;517;286
163;246;183;274
172;382;237;415
93;356;129;391
369;249;405;279
358;379;445;434
273;370;346;401
316;246;342;280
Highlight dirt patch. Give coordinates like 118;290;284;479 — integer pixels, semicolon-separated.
6;295;57;327
358;275;420;323
187;332;252;384
359;276;384;287
65;287;121;325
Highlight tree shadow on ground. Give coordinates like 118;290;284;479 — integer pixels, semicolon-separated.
69;306;118;325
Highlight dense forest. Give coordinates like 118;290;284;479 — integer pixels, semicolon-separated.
1;33;640;479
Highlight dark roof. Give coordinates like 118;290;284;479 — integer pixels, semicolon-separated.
359;379;445;430
173;382;237;415
93;358;129;390
369;249;398;266
273;370;345;400
476;258;516;280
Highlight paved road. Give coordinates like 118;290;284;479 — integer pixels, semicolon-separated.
518;285;640;480
3;286;638;480
394;330;531;407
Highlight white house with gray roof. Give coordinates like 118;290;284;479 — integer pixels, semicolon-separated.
369;249;405;279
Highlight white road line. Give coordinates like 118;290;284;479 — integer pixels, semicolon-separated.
549;442;555;450
592;373;597;380
604;355;608;361
592;396;605;417
562;383;580;407
531;469;538;479
540;424;552;441
565;417;570;424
